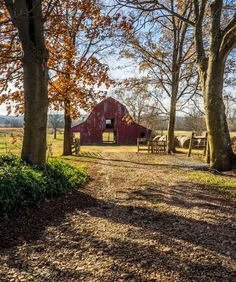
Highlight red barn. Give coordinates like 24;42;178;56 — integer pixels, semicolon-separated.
72;97;152;145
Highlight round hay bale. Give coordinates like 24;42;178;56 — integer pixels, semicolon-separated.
176;136;182;147
159;135;167;142
158;135;179;148
180;136;190;148
176;136;182;142
195;137;207;148
174;136;181;148
153;135;161;141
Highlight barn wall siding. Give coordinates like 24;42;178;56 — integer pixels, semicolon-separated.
72;97;152;145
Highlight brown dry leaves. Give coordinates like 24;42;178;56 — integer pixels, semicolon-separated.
0;152;235;281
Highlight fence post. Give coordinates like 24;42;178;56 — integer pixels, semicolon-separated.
188;132;194;157
206;138;210;164
203;132;208;156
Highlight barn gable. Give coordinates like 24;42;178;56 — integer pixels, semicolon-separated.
72;97;152;145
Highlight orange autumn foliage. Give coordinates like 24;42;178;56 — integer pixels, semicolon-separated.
0;0;132;116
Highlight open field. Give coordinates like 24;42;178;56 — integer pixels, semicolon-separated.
0;133;204;159
159;130;236;137
1;128;236;158
0;130;137;156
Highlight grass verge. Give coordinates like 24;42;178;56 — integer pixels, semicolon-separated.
182;169;236;198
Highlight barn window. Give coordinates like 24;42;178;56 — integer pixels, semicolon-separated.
105;119;114;129
140;132;146;138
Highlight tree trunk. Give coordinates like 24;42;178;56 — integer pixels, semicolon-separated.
193;0;236;171
167;12;182;154
167;54;179;154
54;127;57;139
63;100;72;155
4;0;49;165
167;95;177;153
21;57;48;164
204;58;236;171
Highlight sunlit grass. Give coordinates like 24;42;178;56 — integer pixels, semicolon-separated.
0;129;138;157
181;170;236;197
0;128;235;157
159;130;236;137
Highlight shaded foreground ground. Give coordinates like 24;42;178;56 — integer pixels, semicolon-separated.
0;152;235;281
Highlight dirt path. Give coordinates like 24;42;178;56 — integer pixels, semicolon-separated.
0;152;236;282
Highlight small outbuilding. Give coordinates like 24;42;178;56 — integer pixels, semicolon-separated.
72;97;152;145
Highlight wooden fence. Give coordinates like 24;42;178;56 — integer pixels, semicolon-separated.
188;132;208;158
137;138;166;154
71;138;80;155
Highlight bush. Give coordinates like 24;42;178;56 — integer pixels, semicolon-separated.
0;154;23;166
41;159;88;197
0;155;88;215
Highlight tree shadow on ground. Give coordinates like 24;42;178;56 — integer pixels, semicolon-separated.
57;225;235;282
85;199;236;259
0;189;235;281
122;182;236;214
0;189;235;258
64;155;208;171
3;250;91;282
0;190;98;248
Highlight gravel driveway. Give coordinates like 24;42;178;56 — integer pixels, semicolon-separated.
0;152;235;281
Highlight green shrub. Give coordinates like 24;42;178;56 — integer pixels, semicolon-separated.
0;155;88;215
41;159;88;197
0;154;23;166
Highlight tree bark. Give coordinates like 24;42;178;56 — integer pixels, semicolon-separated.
194;0;236;171
63;100;72;155
54;127;57;139
204;57;236;171
167;32;179;154
166;6;184;154
167;95;177;153
167;65;179;154
21;57;48;164
19;1;48;165
4;0;49;165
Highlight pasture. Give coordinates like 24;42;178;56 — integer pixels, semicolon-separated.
159;130;236;137
1;128;236;156
0;128;137;155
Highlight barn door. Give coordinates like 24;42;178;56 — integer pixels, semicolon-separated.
102;130;116;144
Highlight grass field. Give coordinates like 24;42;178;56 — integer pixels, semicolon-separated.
0;128;138;156
1;128;236;157
159;130;236;137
